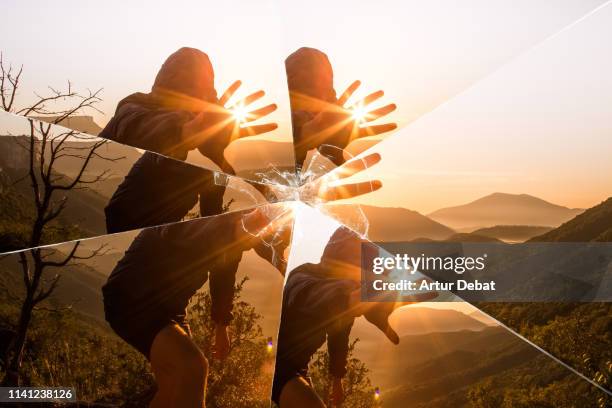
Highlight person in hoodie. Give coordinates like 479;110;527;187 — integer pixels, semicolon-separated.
272;227;437;407
285;47;397;172
102;47;278;232
103;207;285;408
99;48;276;407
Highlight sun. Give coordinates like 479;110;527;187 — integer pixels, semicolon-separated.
350;102;368;123
230;103;249;123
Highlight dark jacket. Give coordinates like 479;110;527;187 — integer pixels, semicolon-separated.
275;263;357;379
101;92;228;233
101;48;238;327
103;213;245;327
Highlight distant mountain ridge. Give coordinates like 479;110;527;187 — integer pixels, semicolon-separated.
324;204;455;242
428;192;583;230
388;307;486;336
529;197;612;242
472;225;554;242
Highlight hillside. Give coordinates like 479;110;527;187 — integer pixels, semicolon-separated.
444;232;502;242
0;166;109;251
428;192;583;230
325;204;455;241
0;131;147;250
529;197;612;242
44;139;143;184
353;326;519;389
472;225;553;242
387;307;486;336
381;335;542;408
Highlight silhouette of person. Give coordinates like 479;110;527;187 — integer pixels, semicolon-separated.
102;47;278;233
103;208;280;408
272;227;436;407
285;47;397;172
99;48;277;408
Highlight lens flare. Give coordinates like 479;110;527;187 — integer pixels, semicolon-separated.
266;337;274;353
351;103;368;123
231;103;249;123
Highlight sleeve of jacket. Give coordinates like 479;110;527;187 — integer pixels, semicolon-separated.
209;251;243;326
99;102;192;160
327;317;354;378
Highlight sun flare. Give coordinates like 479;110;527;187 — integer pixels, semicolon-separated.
231;103;249;123
350;103;368;123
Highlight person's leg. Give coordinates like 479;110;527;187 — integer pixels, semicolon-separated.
149;323;209;408
279;376;326;408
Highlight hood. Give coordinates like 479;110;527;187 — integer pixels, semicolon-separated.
286;47;336;107
152;47;217;103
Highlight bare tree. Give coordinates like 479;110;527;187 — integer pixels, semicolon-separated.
0;54;121;385
1;51;103;122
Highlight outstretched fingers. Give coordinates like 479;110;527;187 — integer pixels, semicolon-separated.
338;80;361;105
317;179;383;201
220;80;242;106
350;90;384;108
232;89;265;108
238;122;278;138
365;103;396;122
358;122;397;138
332;153;381;180
243;103;277;122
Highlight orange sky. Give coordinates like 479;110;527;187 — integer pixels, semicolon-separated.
2;0;611;212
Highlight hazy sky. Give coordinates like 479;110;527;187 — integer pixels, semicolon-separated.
2;0;610;211
0;0;291;141
339;1;612;213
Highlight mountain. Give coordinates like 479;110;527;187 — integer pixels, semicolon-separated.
0;134;142;198
472;225;553;242
351;308;490;386
444;232;502;242
529;197;612;242
352;325;525;389
428;192;583;230
325;204;455;242
45;140;143;185
0;249;107;320
387;307;487;336
380;328;541;407
468;309;498;326
0;165;108;249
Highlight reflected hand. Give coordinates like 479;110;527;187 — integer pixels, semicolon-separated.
349;281;438;344
213;324;231;360
299;153;382;203
299;80;396;164
191;80;277;169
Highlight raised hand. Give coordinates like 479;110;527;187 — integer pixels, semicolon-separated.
348;279;438;344
298;153;383;203
297;80;396;166
188;80;277;170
